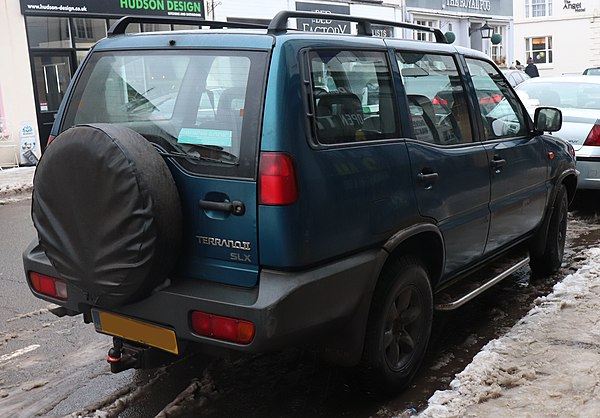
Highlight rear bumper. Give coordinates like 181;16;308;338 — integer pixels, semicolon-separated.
575;157;600;190
23;240;383;357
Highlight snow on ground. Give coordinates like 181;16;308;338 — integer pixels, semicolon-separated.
417;247;600;417
0;166;35;203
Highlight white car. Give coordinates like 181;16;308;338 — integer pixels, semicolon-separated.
516;76;600;190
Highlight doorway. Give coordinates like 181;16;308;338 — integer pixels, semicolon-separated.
31;52;74;152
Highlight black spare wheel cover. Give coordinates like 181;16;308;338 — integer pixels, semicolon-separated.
32;124;182;308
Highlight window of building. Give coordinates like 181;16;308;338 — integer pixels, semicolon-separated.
413;20;436;42
491;26;505;67
73;19;107;48
526;36;553;64
27;16;71;48
525;0;553;18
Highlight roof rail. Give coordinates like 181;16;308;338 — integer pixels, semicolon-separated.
267;10;447;43
108;15;267;37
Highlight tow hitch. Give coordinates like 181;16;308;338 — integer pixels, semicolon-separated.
107;337;177;373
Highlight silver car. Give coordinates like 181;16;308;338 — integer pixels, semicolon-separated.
516;76;600;190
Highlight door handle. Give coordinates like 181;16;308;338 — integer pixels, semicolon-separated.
491;156;506;172
417;172;439;183
417;171;439;190
199;200;246;216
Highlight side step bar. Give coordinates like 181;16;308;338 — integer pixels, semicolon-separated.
434;257;530;311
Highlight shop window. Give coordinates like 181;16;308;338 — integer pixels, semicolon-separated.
27;16;71;48
73;19;107;49
525;0;553;18
141;23;171;32
526;36;553;64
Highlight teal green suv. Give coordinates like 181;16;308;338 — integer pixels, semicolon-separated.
23;11;577;393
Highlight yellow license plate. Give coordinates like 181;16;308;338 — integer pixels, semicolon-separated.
92;310;178;355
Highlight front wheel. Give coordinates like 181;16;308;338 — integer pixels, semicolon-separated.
530;184;568;276
359;256;433;394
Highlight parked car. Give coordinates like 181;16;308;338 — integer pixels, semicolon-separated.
23;11;577;394
516;76;600;190
582;67;600;75
501;68;531;87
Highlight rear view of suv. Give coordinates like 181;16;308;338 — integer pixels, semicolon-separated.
24;11;577;393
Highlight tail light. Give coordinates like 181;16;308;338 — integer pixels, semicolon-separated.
47;135;56;146
191;311;255;344
479;93;503;105
29;272;67;300
259;152;298;205
584;123;600;146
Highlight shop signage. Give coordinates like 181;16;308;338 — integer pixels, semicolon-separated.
20;0;205;19
563;0;586;12
405;0;511;17
296;2;351;34
371;25;394;38
445;0;491;12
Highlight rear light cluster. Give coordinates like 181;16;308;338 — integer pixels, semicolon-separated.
259;152;298;205
191;311;255;344
479;93;503;105
584;122;600;147
29;272;68;300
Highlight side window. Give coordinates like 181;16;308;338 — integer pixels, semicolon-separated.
309;50;397;144
396;52;472;145
466;58;528;140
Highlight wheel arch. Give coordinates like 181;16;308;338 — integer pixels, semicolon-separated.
382;223;445;289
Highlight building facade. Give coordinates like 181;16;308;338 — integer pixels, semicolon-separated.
405;0;515;67
513;0;600;76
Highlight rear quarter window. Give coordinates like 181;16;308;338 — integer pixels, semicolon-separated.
308;49;398;145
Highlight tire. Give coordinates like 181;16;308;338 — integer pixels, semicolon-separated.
359;256;433;394
530;184;568;276
32;124;182;308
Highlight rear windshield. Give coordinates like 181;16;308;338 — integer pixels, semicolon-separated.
61;50;268;177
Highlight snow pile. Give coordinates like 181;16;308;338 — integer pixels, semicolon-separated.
418;247;600;417
0;166;35;203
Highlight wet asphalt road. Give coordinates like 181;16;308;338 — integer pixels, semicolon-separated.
1;193;600;417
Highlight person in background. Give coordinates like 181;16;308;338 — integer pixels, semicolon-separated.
525;58;539;78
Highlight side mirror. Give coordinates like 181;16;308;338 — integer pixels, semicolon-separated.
534;107;562;132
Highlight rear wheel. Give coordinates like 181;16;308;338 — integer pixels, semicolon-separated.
530;184;568;276
359;256;433;394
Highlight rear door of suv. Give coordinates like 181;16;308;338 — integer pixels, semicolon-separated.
391;48;491;276
57;35;272;288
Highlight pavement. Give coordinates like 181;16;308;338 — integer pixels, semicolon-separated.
0;165;35;204
2;164;600;416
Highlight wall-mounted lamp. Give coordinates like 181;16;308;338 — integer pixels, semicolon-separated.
469;22;493;39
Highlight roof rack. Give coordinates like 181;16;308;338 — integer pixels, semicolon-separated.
267;10;447;43
107;12;447;43
108;15;267;37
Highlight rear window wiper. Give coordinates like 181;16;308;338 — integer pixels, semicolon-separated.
155;150;238;166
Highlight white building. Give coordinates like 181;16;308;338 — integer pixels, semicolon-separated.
405;0;515;67
513;0;600;76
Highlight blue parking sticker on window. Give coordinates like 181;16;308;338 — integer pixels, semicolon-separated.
178;128;233;147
